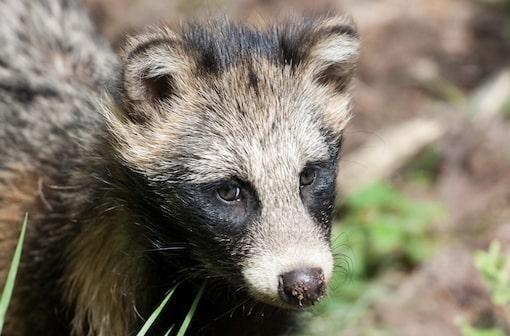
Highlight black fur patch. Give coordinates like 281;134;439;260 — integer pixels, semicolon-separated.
0;80;59;103
299;156;338;232
180;17;347;73
247;67;259;95
160;178;261;250
300;130;343;231
119;160;263;282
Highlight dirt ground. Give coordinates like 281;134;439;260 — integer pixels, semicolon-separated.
82;0;510;334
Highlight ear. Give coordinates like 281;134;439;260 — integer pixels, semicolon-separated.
308;16;360;92
118;28;190;123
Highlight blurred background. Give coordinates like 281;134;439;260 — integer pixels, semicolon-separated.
83;0;510;334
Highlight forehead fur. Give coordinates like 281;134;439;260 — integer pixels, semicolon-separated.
176;16;358;73
170;61;335;182
107;16;358;180
107;63;349;180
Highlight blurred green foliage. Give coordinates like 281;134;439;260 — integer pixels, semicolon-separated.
474;241;510;306
458;241;510;336
502;99;510;121
458;321;505;336
402;147;442;185
341;183;440;278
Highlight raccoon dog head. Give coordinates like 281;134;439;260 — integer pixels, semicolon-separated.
106;16;359;308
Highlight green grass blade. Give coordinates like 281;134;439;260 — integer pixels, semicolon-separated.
136;288;176;336
0;213;28;334
163;325;174;336
176;283;205;336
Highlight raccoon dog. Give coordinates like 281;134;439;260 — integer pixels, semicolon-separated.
0;0;359;335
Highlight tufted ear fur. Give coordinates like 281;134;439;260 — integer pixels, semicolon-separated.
307;16;360;92
118;28;191;123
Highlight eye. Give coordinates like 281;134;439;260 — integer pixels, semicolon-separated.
217;182;241;202
300;167;317;186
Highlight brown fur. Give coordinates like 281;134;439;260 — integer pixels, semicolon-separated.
0;165;41;282
64;209;149;336
0;165;49;335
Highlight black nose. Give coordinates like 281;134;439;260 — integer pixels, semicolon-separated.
278;267;326;307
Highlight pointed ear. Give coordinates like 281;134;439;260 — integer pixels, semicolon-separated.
308;16;360;92
118;29;190;123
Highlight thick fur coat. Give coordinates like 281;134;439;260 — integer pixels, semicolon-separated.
0;0;359;335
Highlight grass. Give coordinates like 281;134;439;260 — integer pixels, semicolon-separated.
176;284;205;336
0;213;28;334
136;282;205;336
136;288;176;336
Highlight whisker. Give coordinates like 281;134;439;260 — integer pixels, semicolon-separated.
144;246;189;252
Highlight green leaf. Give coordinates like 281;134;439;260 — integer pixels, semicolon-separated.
176;283;205;336
136;288;176;336
0;213;28;334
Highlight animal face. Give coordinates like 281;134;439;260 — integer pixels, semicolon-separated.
105;16;359;308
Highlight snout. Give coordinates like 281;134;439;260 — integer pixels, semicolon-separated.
278;267;326;307
242;242;333;308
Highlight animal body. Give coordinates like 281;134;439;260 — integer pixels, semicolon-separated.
0;0;359;335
